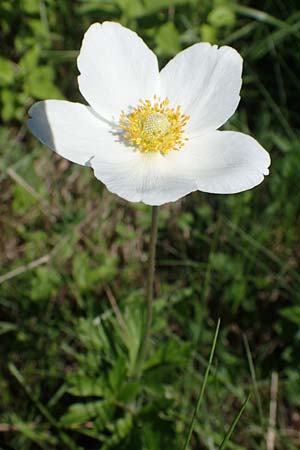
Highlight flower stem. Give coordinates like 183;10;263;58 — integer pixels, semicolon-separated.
136;205;159;375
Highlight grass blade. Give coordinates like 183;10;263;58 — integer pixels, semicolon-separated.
233;5;287;28
182;318;221;450
243;333;263;426
218;395;250;450
8;363;58;428
8;363;77;450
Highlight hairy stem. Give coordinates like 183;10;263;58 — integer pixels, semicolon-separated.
136;205;159;375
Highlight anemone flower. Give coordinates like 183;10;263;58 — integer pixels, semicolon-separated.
28;22;270;206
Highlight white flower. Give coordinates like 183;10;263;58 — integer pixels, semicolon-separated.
28;22;270;206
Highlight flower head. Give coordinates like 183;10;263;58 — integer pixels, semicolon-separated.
119;96;189;154
28;22;270;205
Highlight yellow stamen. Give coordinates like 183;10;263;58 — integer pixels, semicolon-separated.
119;96;189;154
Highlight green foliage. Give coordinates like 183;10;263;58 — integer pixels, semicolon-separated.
1;0;300;449
208;5;236;28
155;22;181;56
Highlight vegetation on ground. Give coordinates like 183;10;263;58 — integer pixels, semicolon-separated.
1;0;300;449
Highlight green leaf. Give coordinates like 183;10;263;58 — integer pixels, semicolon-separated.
200;24;217;43
30;267;61;301
208;6;236;28
143;418;177;450
103;414;133;450
0;321;17;335
11;415;57;446
19;47;39;73
1;89;17;121
123;299;143;372
77;317;109;352
12;184;37;212
67;373;104;397
60;400;112;427
119;381;140;403
115;0;144;18
0;57;15;86
144;0;194;15
108;357;127;393
155;22;180;56
25;66;64;99
145;338;190;369
22;0;40;13
72;252;117;290
280;306;300;325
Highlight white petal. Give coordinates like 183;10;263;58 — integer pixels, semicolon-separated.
92;150;197;206
27;100;195;205
77;22;160;121
92;131;270;205
28;101;270;205
27;100;123;166
160;43;243;136
180;131;270;194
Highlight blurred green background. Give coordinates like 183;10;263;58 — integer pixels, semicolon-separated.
1;0;300;449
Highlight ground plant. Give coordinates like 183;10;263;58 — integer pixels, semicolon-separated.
0;1;300;450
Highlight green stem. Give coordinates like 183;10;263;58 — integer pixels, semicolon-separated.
218;394;250;450
136;205;159;375
182;318;221;450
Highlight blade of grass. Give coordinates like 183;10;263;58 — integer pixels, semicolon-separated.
182;318;221;450
252;16;300;60
233;5;286;28
222;22;258;45
242;334;264;427
8;363;77;450
226;219;300;285
218;395;250;450
9;363;59;427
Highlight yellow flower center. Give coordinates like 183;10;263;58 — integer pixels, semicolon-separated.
119;96;189;154
143;112;171;137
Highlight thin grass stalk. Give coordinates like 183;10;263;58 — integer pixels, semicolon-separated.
218;394;250;450
182;318;221;450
